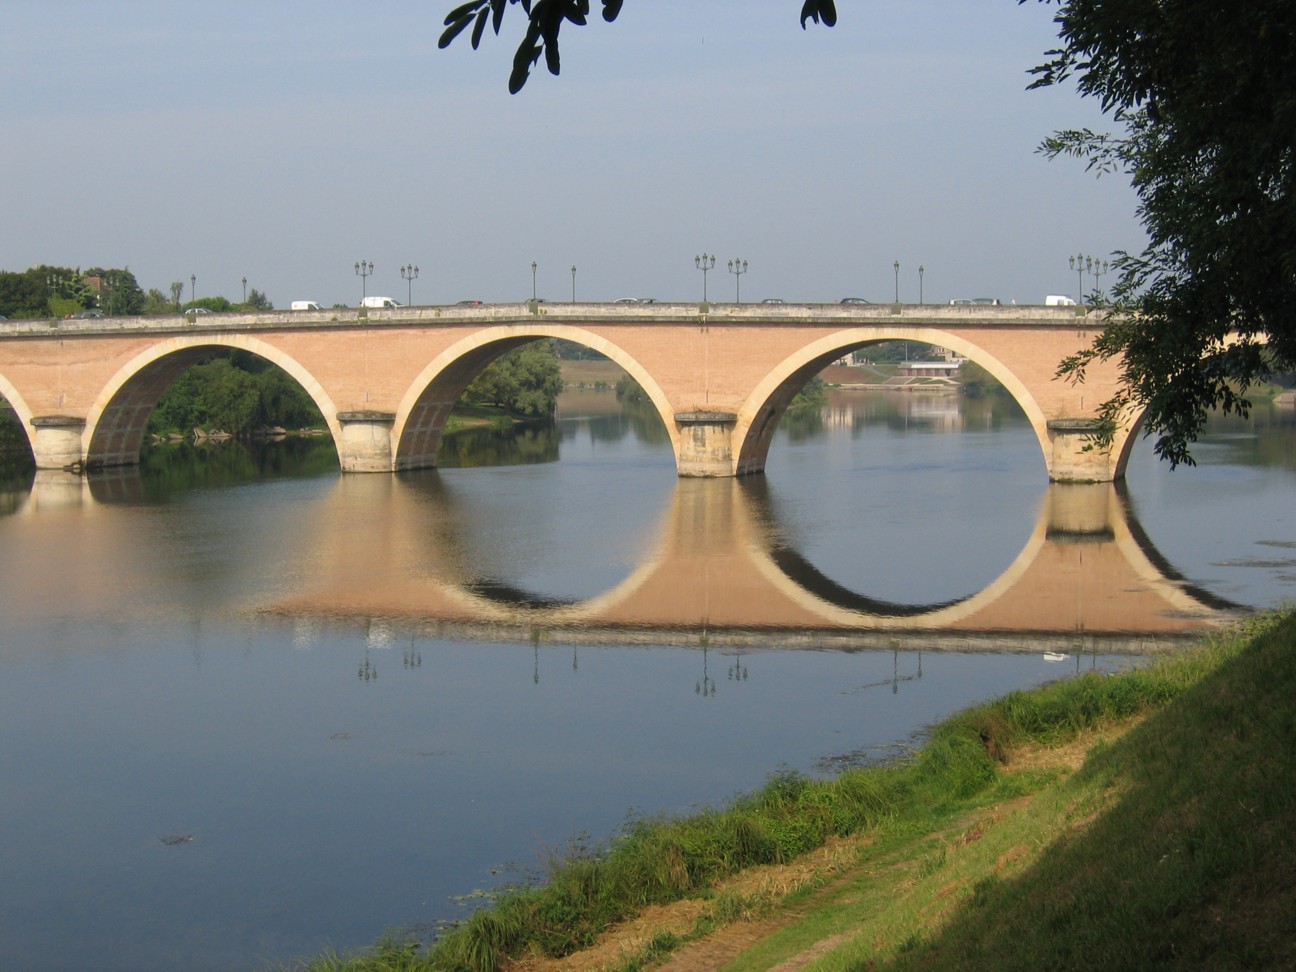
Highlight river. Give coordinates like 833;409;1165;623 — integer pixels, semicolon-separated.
0;387;1292;971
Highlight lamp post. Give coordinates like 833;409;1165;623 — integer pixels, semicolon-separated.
531;261;537;300
355;260;373;302
695;253;716;301
918;265;925;305
401;264;419;306
190;274;196;305
728;258;748;303
1089;257;1110;299
241;276;247;303
571;265;577;302
893;260;900;303
1068;253;1093;304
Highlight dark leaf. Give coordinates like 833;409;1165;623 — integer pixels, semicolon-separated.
438;14;477;49
471;6;490;48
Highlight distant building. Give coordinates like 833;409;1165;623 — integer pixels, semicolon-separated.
897;360;962;379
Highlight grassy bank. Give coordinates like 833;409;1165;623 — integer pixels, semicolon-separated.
286;611;1295;971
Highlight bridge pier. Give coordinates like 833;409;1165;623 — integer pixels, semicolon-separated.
29;416;86;470
1046;419;1120;483
675;411;739;477
336;411;396;473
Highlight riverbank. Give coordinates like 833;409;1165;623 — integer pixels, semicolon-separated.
290;610;1296;971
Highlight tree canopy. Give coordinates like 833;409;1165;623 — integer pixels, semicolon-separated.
1028;0;1296;465
441;0;1296;467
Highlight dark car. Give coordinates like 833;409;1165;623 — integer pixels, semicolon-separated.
457;300;483;305
840;297;871;305
77;309;106;318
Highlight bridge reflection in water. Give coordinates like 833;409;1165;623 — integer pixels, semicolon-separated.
217;473;1237;654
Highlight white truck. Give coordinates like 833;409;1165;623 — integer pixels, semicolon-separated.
290;300;321;311
1045;295;1077;306
360;296;401;309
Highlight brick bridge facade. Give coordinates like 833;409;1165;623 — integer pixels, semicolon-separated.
0;302;1133;481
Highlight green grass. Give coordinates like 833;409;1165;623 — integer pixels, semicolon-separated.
286;610;1296;972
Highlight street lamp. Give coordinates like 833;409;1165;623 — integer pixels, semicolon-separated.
241;276;247;303
401;264;419;306
190;274;196;305
571;265;577;302
918;265;925;304
728;258;748;303
1089;257;1110;298
695;253;716;301
355;260;373;301
531;261;537;300
1069;253;1107;303
893;261;900;303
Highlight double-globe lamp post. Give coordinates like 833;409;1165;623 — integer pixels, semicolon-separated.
728;258;748;303
401;264;419;306
695;253;716;301
355;260;373;302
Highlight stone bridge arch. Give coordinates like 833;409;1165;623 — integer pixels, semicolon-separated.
83;334;340;468
391;324;676;471
734;326;1131;482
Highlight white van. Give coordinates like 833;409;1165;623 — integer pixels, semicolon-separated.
360;296;401;309
290;300;321;311
1045;295;1077;306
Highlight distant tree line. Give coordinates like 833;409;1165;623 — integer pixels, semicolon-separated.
0;264;272;320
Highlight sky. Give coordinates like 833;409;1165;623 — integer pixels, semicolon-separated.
2;1;1141;309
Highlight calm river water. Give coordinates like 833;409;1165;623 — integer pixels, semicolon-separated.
0;388;1293;971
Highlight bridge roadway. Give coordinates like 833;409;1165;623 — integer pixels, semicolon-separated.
0;301;1132;481
11;468;1227;650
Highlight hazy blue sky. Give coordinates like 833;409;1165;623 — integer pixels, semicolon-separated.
3;1;1139;308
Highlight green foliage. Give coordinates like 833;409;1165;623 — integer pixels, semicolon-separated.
461;340;564;416
957;359;1007;398
184;296;234;313
1031;0;1296;467
148;351;323;436
787;375;827;413
0;264;144;318
142;288;173;315
552;338;607;361
243;287;274;310
83;266;145;315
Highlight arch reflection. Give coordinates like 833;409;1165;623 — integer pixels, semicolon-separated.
262;473;1238;648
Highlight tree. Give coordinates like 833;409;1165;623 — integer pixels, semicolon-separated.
441;0;1296;468
1030;0;1296;466
439;0;836;92
243;288;274;311
462;340;565;416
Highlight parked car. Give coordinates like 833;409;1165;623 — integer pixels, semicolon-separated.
77;309;105;318
761;298;786;304
613;297;639;304
457;299;483;305
840;297;871;305
184;307;210;315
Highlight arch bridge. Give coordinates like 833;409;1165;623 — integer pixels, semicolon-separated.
0;302;1132;481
